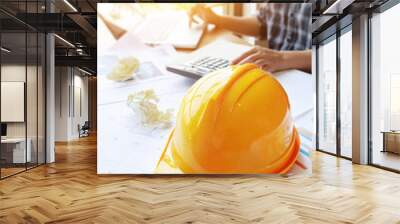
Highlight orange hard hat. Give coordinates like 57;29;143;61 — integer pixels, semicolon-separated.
156;64;300;174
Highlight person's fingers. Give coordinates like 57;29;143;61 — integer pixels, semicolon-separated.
197;7;210;23
189;16;193;28
189;7;209;27
188;9;193;27
188;7;197;27
239;53;263;65
192;16;200;24
253;59;269;71
253;59;263;67
261;63;272;72
188;5;201;27
231;47;258;65
189;17;199;27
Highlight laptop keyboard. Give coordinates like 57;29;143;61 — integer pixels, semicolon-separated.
186;57;230;75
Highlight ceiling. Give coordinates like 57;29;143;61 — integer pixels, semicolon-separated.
0;0;99;74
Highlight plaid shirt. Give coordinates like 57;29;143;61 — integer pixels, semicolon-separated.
257;3;312;51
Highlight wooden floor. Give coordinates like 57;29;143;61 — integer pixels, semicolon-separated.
372;150;400;171
1;135;400;223
1;167;26;178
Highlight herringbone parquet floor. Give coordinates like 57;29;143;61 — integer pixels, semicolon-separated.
1;135;400;224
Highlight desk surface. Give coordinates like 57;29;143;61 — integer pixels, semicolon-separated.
98;25;313;174
381;131;400;134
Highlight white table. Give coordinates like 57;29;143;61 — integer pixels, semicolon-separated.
381;131;400;154
97;69;314;174
1;138;32;163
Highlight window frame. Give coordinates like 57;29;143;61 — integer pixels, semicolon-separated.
315;23;353;161
0;0;47;180
367;0;400;173
315;0;400;173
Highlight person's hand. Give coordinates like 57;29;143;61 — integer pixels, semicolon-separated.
188;4;219;27
231;46;286;72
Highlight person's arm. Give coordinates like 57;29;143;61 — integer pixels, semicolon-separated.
281;50;312;73
232;47;312;73
189;4;262;37
214;16;261;37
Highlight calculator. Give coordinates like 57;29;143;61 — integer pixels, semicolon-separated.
166;40;252;79
166;56;230;79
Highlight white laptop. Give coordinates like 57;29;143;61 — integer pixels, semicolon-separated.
133;11;206;49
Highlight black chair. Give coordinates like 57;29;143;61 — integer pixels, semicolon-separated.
79;121;90;138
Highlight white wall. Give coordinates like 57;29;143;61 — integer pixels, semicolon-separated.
70;73;89;138
1;65;37;138
55;67;89;141
1;63;46;164
55;66;69;141
1;65;26;137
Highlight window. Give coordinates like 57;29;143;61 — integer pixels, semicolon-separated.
0;1;46;179
339;29;352;158
370;2;400;171
1;31;28;178
317;37;337;154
